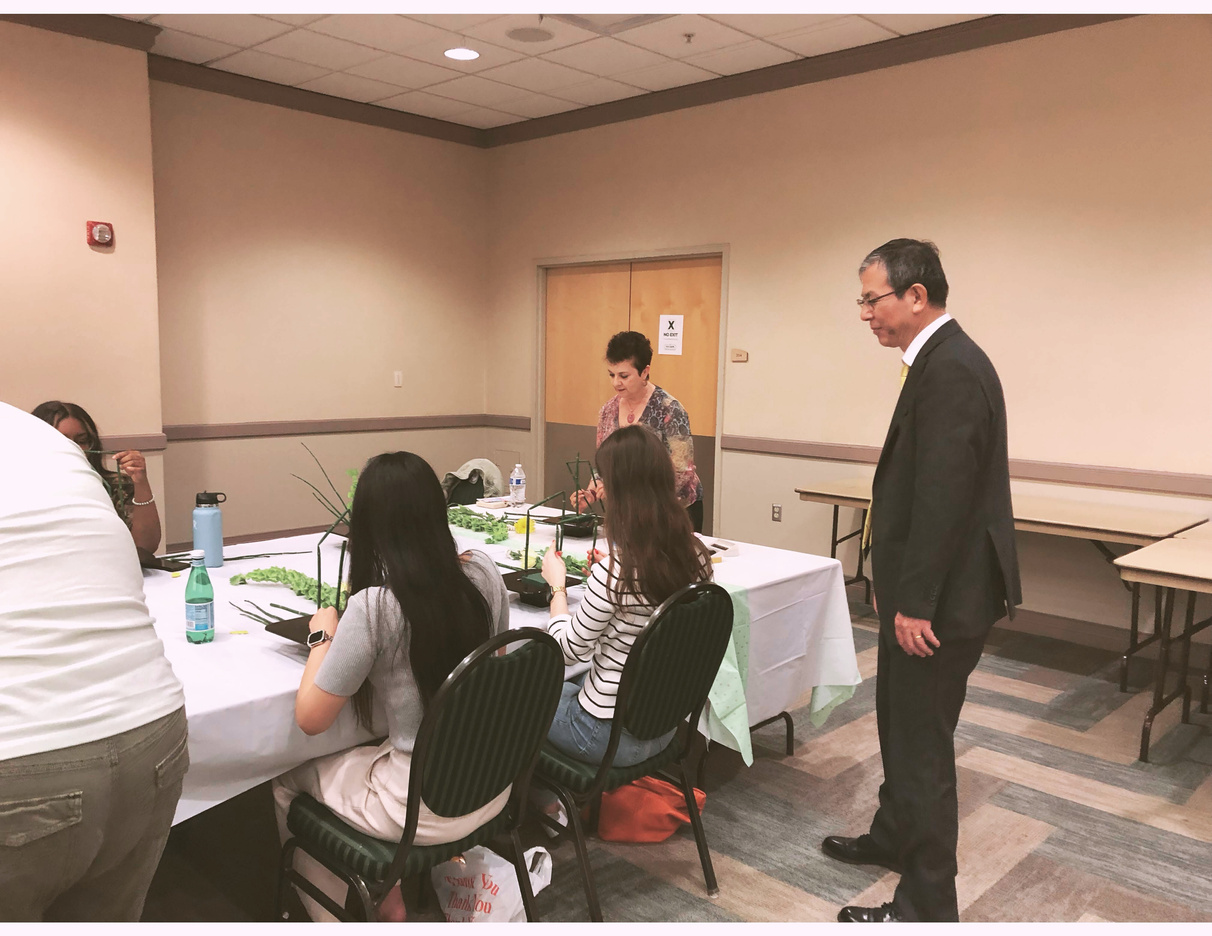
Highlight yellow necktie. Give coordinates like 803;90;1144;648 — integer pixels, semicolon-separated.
861;363;910;551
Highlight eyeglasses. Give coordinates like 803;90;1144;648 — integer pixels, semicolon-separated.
855;290;898;312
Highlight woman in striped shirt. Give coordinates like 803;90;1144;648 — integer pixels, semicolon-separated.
541;425;714;766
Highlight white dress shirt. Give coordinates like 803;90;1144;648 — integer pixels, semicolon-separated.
0;402;183;761
903;312;953;368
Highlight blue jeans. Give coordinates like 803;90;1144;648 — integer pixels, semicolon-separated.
546;675;675;767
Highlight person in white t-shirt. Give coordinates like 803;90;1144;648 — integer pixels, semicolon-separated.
0;401;187;922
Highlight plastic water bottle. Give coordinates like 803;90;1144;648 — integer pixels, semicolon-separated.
193;491;226;568
185;549;215;644
509;464;526;507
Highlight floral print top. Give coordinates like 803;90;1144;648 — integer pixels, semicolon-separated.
596;385;703;507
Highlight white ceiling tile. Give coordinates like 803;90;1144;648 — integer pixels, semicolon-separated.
862;15;987;36
254;29;382;71
295;72;402;103
209;49;331;86
613;59;718;93
306;14;446;55
375;89;473;120
495;93;579;120
617;15;754;60
345;54;463;91
148;14;292;47
683;39;798;76
450;106;522;129
462;14;599;56
261;15;330;27
542;37;667;77
403;14;505;32
554;76;647;107
424;74;527;109
476;57;593;95
767;16;898;58
700;15;842;40
150;28;240;65
395;34;524;74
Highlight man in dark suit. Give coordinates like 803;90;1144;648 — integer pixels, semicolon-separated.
825;239;1021;923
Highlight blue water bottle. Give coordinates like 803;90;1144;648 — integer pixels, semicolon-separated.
193;491;226;568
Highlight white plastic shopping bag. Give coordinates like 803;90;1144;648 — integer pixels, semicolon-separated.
430;845;551;922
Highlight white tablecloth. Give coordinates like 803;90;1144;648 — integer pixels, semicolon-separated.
146;516;859;825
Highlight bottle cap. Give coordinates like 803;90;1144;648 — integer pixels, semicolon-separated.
190;549;205;560
196;491;227;507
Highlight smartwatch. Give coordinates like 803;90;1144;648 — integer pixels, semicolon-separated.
306;629;333;649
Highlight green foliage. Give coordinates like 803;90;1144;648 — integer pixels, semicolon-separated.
229;566;347;609
507;547;588;576
447;506;511;544
346;468;359;508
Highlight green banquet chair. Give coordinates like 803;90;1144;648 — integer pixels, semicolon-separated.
276;627;564;922
533;582;734;921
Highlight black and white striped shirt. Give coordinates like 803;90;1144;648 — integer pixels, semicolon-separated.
548;559;655;720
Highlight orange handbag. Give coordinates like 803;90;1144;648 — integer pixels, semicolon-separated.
591;776;707;843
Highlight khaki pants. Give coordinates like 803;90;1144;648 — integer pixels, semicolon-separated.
0;707;189;922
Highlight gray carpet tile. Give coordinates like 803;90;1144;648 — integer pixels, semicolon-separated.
955;721;1212;801
991;783;1212;915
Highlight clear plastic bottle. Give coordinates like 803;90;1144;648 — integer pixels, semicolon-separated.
508;464;526;507
185;549;215;644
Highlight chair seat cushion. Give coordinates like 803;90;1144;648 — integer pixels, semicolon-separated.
286;793;513;883
537;740;680;795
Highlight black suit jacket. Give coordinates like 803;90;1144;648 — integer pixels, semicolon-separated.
869;319;1022;641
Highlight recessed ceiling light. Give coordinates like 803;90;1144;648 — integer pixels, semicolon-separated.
444;46;480;61
507;27;554;43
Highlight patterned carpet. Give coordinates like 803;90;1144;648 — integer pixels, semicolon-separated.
530;604;1212;923
145;602;1212;922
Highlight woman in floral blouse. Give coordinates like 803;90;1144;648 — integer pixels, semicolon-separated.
575;331;705;532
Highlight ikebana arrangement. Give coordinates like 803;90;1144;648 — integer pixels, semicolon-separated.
230;445;355;622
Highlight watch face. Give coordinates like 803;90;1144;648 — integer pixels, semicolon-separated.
306;630;327;648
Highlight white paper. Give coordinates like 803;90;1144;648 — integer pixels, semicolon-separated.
658;314;683;355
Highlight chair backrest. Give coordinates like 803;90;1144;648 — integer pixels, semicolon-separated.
616;582;734;743
406;628;564;823
447;475;485;506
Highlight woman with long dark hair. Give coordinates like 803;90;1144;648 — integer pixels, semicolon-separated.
272;451;510;921
541;424;714;766
32;401;162;553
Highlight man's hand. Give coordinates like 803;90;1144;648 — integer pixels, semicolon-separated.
894;612;940;657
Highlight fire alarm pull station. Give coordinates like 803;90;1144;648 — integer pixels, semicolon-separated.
86;221;114;247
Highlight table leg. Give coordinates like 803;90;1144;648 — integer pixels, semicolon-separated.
833;506;871;604
1178;591;1196;723
1140;586;1176;762
1119;582;1142;692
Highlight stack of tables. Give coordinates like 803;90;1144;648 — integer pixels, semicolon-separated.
1114;520;1212;760
795;478;1209;761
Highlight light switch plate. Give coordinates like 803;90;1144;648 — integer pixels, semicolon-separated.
393;371;403;388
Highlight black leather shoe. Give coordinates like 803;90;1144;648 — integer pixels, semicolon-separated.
821;834;901;873
838;902;903;922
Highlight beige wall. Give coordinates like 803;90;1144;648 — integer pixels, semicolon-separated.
483;16;1212;629
149;82;492;542
0;21;167;536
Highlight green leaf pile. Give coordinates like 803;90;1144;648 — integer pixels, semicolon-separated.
447;506;511;544
507;547;588;576
229;566;346;609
